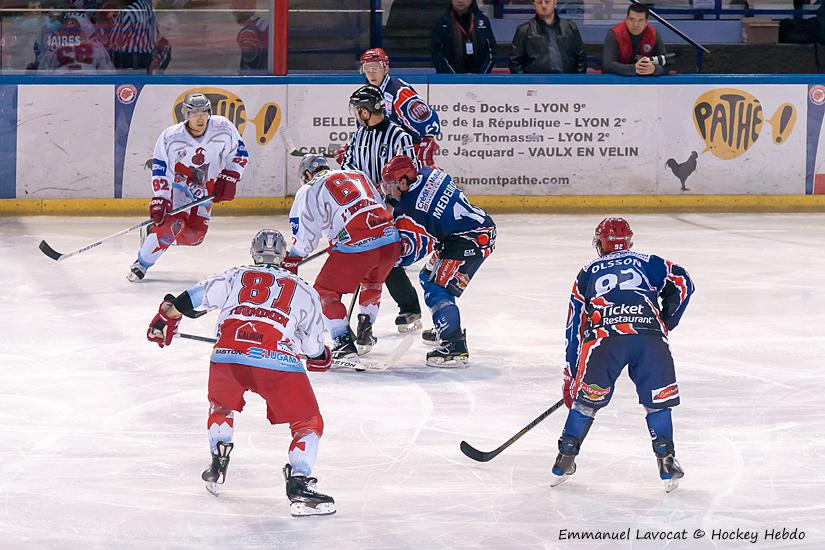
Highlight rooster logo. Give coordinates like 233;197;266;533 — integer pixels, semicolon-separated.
665;151;698;192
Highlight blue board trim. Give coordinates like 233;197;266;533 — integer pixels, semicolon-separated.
0;86;17;199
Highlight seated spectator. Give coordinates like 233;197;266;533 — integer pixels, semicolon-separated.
232;0;269;74
603;4;668;76
431;0;496;74
509;0;585;74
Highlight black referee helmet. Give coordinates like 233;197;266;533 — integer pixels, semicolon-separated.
349;85;385;114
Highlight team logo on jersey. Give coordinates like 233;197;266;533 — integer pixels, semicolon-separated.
192;147;206;166
173;87;282;145
235;321;264;344
116;84;138;105
581;384;610;402
407;99;432;123
651;383;679;403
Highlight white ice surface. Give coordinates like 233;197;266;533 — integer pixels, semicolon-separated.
1;213;824;550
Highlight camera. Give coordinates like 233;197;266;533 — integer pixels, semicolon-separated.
634;53;676;66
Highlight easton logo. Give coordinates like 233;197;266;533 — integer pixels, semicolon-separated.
652;383;679;403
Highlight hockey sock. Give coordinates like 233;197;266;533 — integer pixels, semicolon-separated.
561;408;594;442
288;430;320;477
207;407;235;455
326;317;349;340
645;407;674;442
358;282;382;323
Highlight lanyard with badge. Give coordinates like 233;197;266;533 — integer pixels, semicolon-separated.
451;10;475;55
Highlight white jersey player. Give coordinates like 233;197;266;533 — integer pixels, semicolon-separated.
128;92;249;282
283;154;400;361
38;16;114;74
146;229;335;516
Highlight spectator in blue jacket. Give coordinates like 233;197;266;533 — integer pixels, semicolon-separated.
431;0;496;73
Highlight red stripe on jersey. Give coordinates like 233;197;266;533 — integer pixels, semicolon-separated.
614;323;638;335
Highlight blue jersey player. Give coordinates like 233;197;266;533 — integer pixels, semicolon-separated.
552;218;694;492
380;155;495;367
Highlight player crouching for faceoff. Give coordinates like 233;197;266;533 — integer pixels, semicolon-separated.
552;218;694;492
380;155;496;367
128;92;248;282
146;229;335;516
284;154;401;363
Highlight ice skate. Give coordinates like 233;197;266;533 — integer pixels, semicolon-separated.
426;334;469;367
395;311;422;333
355;314;377;355
283;463;336;517
421;328;439;347
202;441;233;496
127;260;147;282
653;439;684;493
550;454;577;487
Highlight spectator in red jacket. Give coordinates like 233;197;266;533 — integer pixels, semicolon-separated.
602;4;668;76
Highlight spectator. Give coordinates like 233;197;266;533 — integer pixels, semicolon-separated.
603;4;668;76
38;13;115;72
232;0;269;73
509;0;585;74
431;0;496;74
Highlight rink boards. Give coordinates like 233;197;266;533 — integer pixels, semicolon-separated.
3;74;825;213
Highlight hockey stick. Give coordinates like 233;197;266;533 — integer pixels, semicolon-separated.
180;333;217;344
460;398;566;462
278;126;335;158
38;193;216;261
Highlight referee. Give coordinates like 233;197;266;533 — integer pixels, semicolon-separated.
341;85;423;332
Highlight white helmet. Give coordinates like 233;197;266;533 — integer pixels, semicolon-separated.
250;229;288;265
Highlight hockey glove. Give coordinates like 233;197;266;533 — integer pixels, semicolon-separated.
281;254;303;275
415;136;440;167
147;296;182;348
149;197;172;224
562;365;576;409
306;346;332;372
213;169;240;203
333;145;349;167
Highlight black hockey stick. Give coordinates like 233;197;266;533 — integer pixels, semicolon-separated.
38;193;216;261
460;398;566;462
278;126;336;158
180;333;217;344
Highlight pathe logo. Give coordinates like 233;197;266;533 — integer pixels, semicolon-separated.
692;88;796;160
173;87;282;145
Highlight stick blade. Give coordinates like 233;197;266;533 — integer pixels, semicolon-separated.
38;240;63;261
460;440;496;462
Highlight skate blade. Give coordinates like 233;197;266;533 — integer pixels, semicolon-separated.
664;478;681;493
205;482;221;496
397;319;422;333
355;343;374;356
550;473;572;487
126;271;143;283
290;502;336;517
426;355;469;368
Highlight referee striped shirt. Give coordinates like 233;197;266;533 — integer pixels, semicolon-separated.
109;0;157;54
341;117;418;186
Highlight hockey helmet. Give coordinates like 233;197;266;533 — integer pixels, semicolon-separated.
250;229;288;265
380;155;418;195
360;48;389;67
349;85;385;115
182;93;212;119
299;153;329;183
593;217;633;255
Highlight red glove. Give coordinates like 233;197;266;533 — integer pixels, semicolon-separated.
149;197;172;224
147;299;181;348
415;136;440;166
213;169;240;203
333;145;348;167
306;346;332;372
562;366;576;409
281;254;303;275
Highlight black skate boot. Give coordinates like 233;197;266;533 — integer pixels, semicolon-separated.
332;328;358;360
550;435;582;487
426;333;469;368
355;314;377;355
653;438;684;493
395;311;422;333
422;328;439;347
202;441;233;496
127;260;147;282
283;463;336;517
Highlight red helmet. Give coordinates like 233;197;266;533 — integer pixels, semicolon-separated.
380;155;418;195
360;48;389;66
593;217;633;254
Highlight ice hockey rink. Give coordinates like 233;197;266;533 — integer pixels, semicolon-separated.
2;212;823;549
